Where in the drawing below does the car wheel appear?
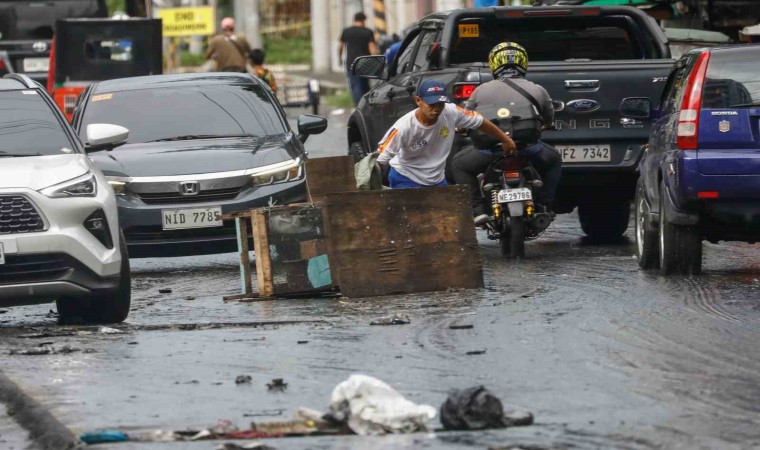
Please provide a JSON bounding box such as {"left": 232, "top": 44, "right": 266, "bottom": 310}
{"left": 658, "top": 183, "right": 702, "bottom": 275}
{"left": 578, "top": 199, "right": 631, "bottom": 243}
{"left": 56, "top": 231, "right": 131, "bottom": 324}
{"left": 349, "top": 141, "right": 368, "bottom": 163}
{"left": 635, "top": 180, "right": 658, "bottom": 269}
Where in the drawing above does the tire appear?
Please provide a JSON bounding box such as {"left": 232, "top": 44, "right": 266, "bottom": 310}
{"left": 658, "top": 183, "right": 702, "bottom": 275}
{"left": 635, "top": 180, "right": 658, "bottom": 269}
{"left": 57, "top": 231, "right": 131, "bottom": 324}
{"left": 500, "top": 215, "right": 525, "bottom": 259}
{"left": 349, "top": 141, "right": 367, "bottom": 163}
{"left": 578, "top": 199, "right": 631, "bottom": 243}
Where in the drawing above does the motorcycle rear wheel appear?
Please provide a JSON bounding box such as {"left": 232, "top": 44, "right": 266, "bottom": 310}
{"left": 500, "top": 216, "right": 526, "bottom": 259}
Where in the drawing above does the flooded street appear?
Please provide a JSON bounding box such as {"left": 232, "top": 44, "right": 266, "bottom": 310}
{"left": 1, "top": 108, "right": 759, "bottom": 449}
{"left": 1, "top": 215, "right": 759, "bottom": 449}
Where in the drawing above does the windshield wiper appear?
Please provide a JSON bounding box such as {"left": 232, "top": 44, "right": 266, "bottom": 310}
{"left": 147, "top": 134, "right": 254, "bottom": 142}
{"left": 0, "top": 152, "right": 42, "bottom": 158}
{"left": 728, "top": 102, "right": 760, "bottom": 108}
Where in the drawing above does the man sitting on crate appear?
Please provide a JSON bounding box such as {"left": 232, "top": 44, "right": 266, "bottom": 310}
{"left": 452, "top": 42, "right": 562, "bottom": 226}
{"left": 376, "top": 80, "right": 516, "bottom": 189}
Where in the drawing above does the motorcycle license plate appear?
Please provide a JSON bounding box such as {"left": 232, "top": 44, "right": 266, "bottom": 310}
{"left": 497, "top": 188, "right": 532, "bottom": 203}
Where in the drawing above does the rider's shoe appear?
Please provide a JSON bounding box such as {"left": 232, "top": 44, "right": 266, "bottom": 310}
{"left": 474, "top": 214, "right": 490, "bottom": 226}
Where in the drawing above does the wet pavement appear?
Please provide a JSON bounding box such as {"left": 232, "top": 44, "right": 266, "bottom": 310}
{"left": 1, "top": 107, "right": 759, "bottom": 449}
{"left": 0, "top": 404, "right": 30, "bottom": 450}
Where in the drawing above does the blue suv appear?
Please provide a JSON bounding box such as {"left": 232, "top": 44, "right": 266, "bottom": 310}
{"left": 621, "top": 45, "right": 760, "bottom": 275}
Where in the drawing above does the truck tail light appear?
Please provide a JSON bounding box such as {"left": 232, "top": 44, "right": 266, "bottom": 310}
{"left": 676, "top": 51, "right": 710, "bottom": 150}
{"left": 453, "top": 83, "right": 478, "bottom": 100}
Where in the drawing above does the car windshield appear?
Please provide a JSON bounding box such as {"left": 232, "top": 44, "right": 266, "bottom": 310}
{"left": 79, "top": 83, "right": 288, "bottom": 144}
{"left": 702, "top": 51, "right": 760, "bottom": 109}
{"left": 450, "top": 16, "right": 646, "bottom": 65}
{"left": 0, "top": 90, "right": 74, "bottom": 156}
{"left": 0, "top": 0, "right": 108, "bottom": 40}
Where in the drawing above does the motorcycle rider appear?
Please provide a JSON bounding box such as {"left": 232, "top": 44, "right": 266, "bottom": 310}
{"left": 452, "top": 42, "right": 562, "bottom": 225}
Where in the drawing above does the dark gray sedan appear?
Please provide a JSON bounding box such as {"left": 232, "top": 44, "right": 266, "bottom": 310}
{"left": 71, "top": 73, "right": 326, "bottom": 257}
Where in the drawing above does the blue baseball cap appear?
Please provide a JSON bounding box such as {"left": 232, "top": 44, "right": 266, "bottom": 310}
{"left": 417, "top": 79, "right": 449, "bottom": 105}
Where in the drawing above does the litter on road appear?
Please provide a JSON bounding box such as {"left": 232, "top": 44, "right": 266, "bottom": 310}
{"left": 369, "top": 313, "right": 411, "bottom": 326}
{"left": 9, "top": 344, "right": 95, "bottom": 355}
{"left": 216, "top": 442, "right": 275, "bottom": 450}
{"left": 76, "top": 376, "right": 532, "bottom": 445}
{"left": 440, "top": 386, "right": 533, "bottom": 431}
{"left": 98, "top": 326, "right": 123, "bottom": 334}
{"left": 266, "top": 378, "right": 288, "bottom": 392}
{"left": 328, "top": 374, "right": 437, "bottom": 435}
{"left": 466, "top": 350, "right": 487, "bottom": 355}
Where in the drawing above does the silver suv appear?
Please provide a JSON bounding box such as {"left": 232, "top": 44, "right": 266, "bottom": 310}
{"left": 0, "top": 74, "right": 130, "bottom": 323}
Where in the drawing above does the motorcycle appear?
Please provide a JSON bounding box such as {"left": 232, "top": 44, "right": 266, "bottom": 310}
{"left": 479, "top": 152, "right": 552, "bottom": 258}
{"left": 469, "top": 101, "right": 556, "bottom": 259}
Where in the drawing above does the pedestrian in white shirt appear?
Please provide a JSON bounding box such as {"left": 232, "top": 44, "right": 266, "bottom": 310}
{"left": 376, "top": 79, "right": 516, "bottom": 189}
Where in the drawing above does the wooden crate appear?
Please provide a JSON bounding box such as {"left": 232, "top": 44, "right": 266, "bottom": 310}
{"left": 252, "top": 205, "right": 334, "bottom": 297}
{"left": 323, "top": 185, "right": 483, "bottom": 298}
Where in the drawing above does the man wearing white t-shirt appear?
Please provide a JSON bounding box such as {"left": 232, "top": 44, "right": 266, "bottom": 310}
{"left": 376, "top": 79, "right": 515, "bottom": 189}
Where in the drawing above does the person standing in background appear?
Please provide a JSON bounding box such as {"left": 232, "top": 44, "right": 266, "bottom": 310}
{"left": 338, "top": 12, "right": 378, "bottom": 106}
{"left": 249, "top": 48, "right": 277, "bottom": 93}
{"left": 205, "top": 17, "right": 251, "bottom": 72}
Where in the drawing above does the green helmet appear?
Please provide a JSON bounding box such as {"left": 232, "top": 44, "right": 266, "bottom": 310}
{"left": 488, "top": 42, "right": 528, "bottom": 76}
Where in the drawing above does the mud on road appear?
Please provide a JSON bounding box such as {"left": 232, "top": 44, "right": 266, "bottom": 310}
{"left": 0, "top": 211, "right": 759, "bottom": 450}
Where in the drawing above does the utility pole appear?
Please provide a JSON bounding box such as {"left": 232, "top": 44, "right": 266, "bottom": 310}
{"left": 243, "top": 0, "right": 263, "bottom": 49}
{"left": 396, "top": 0, "right": 407, "bottom": 33}
{"left": 312, "top": 0, "right": 330, "bottom": 73}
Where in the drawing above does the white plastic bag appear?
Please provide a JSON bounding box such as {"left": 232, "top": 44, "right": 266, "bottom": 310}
{"left": 329, "top": 374, "right": 437, "bottom": 435}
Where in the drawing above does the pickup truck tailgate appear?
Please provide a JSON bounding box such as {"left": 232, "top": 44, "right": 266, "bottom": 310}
{"left": 527, "top": 60, "right": 673, "bottom": 169}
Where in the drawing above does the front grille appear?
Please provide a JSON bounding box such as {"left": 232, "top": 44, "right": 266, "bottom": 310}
{"left": 136, "top": 187, "right": 243, "bottom": 205}
{"left": 0, "top": 253, "right": 71, "bottom": 285}
{"left": 0, "top": 195, "right": 45, "bottom": 234}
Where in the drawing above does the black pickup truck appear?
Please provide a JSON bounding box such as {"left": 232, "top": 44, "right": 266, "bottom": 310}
{"left": 0, "top": 0, "right": 108, "bottom": 84}
{"left": 348, "top": 5, "right": 674, "bottom": 241}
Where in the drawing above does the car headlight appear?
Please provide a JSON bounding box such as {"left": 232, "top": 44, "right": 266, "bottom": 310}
{"left": 250, "top": 158, "right": 304, "bottom": 186}
{"left": 105, "top": 176, "right": 131, "bottom": 196}
{"left": 40, "top": 172, "right": 97, "bottom": 198}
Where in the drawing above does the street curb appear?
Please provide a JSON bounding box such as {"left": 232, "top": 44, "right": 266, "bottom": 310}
{"left": 0, "top": 370, "right": 80, "bottom": 450}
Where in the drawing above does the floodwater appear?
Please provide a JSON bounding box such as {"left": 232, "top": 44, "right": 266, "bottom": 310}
{"left": 0, "top": 213, "right": 758, "bottom": 450}
{"left": 0, "top": 108, "right": 759, "bottom": 449}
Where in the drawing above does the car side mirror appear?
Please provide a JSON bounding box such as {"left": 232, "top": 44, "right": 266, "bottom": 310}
{"left": 620, "top": 97, "right": 652, "bottom": 119}
{"left": 297, "top": 114, "right": 327, "bottom": 143}
{"left": 85, "top": 123, "right": 129, "bottom": 150}
{"left": 351, "top": 55, "right": 386, "bottom": 79}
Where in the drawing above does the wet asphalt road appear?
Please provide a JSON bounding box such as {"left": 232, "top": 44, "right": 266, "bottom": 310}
{"left": 1, "top": 107, "right": 760, "bottom": 450}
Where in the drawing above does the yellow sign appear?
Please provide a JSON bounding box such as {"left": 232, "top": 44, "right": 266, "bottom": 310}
{"left": 159, "top": 6, "right": 216, "bottom": 37}
{"left": 458, "top": 24, "right": 479, "bottom": 38}
{"left": 91, "top": 93, "right": 113, "bottom": 102}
